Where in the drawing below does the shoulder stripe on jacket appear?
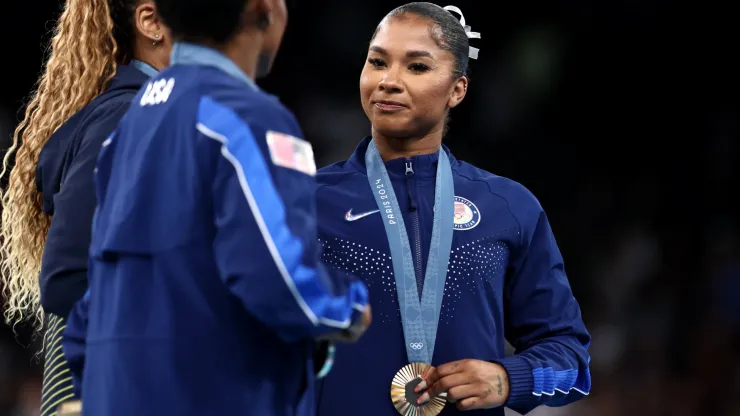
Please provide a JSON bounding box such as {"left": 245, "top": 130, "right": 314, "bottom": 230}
{"left": 195, "top": 96, "right": 351, "bottom": 329}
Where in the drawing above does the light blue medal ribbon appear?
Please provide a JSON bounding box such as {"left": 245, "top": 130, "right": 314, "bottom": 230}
{"left": 365, "top": 140, "right": 455, "bottom": 364}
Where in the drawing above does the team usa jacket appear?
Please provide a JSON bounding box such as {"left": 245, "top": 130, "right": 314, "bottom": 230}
{"left": 63, "top": 43, "right": 368, "bottom": 416}
{"left": 314, "top": 138, "right": 591, "bottom": 415}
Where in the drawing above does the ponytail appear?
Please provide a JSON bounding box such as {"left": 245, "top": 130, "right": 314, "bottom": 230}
{"left": 0, "top": 0, "right": 120, "bottom": 329}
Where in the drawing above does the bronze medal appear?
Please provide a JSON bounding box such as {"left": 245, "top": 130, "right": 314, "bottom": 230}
{"left": 391, "top": 362, "right": 446, "bottom": 416}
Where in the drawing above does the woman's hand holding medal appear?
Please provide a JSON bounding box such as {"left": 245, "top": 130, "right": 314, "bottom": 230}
{"left": 413, "top": 359, "right": 510, "bottom": 411}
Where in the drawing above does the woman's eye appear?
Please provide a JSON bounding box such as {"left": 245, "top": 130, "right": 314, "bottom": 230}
{"left": 367, "top": 58, "right": 386, "bottom": 67}
{"left": 409, "top": 63, "right": 430, "bottom": 72}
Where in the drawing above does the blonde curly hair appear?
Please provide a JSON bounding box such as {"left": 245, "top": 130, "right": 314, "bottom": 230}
{"left": 0, "top": 0, "right": 123, "bottom": 329}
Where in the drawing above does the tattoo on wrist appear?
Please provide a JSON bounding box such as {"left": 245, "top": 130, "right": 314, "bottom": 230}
{"left": 496, "top": 375, "right": 503, "bottom": 396}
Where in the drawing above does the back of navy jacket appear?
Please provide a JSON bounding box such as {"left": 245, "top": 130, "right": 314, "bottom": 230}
{"left": 36, "top": 64, "right": 150, "bottom": 319}
{"left": 79, "top": 62, "right": 368, "bottom": 416}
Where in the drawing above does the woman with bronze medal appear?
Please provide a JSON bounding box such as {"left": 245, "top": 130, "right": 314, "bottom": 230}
{"left": 314, "top": 2, "right": 591, "bottom": 415}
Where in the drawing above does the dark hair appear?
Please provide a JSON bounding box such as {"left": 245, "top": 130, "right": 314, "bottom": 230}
{"left": 109, "top": 0, "right": 139, "bottom": 63}
{"left": 372, "top": 2, "right": 470, "bottom": 78}
{"left": 154, "top": 0, "right": 249, "bottom": 44}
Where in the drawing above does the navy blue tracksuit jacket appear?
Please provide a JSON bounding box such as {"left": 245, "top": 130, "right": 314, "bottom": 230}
{"left": 36, "top": 64, "right": 152, "bottom": 413}
{"left": 63, "top": 43, "right": 368, "bottom": 416}
{"left": 315, "top": 138, "right": 591, "bottom": 415}
{"left": 37, "top": 64, "right": 151, "bottom": 319}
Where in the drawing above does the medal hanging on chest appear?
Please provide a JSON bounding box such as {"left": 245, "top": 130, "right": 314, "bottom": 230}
{"left": 365, "top": 141, "right": 455, "bottom": 416}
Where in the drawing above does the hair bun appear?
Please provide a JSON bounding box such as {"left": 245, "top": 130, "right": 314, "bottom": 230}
{"left": 442, "top": 5, "right": 480, "bottom": 59}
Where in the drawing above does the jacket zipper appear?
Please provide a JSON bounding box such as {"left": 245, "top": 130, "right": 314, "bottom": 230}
{"left": 405, "top": 159, "right": 424, "bottom": 300}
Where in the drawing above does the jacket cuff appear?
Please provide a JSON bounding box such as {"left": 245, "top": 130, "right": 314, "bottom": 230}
{"left": 492, "top": 356, "right": 535, "bottom": 410}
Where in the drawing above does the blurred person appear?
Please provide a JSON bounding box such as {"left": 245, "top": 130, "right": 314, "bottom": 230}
{"left": 61, "top": 0, "right": 371, "bottom": 415}
{"left": 314, "top": 3, "right": 590, "bottom": 415}
{"left": 0, "top": 0, "right": 173, "bottom": 414}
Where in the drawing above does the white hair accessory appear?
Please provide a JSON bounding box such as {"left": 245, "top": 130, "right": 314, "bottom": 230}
{"left": 443, "top": 5, "right": 481, "bottom": 59}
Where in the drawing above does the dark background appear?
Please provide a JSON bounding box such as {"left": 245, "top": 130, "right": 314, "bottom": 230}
{"left": 1, "top": 0, "right": 738, "bottom": 414}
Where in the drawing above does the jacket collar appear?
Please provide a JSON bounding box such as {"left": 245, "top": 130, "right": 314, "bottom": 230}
{"left": 347, "top": 136, "right": 457, "bottom": 179}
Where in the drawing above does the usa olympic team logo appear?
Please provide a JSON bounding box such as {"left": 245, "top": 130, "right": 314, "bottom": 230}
{"left": 453, "top": 196, "right": 480, "bottom": 231}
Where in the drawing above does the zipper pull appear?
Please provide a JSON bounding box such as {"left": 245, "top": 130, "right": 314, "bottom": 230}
{"left": 405, "top": 158, "right": 417, "bottom": 211}
{"left": 405, "top": 159, "right": 414, "bottom": 175}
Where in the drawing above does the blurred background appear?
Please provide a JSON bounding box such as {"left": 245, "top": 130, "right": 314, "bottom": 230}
{"left": 1, "top": 0, "right": 738, "bottom": 415}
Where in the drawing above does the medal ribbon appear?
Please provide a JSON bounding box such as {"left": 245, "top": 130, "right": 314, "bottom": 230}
{"left": 365, "top": 140, "right": 455, "bottom": 364}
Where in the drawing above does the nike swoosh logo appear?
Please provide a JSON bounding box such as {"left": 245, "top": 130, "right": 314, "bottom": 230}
{"left": 345, "top": 209, "right": 380, "bottom": 222}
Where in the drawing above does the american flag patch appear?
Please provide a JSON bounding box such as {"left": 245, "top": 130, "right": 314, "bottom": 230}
{"left": 265, "top": 131, "right": 317, "bottom": 176}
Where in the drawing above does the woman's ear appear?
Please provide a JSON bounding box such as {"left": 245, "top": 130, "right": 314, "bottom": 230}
{"left": 135, "top": 2, "right": 165, "bottom": 45}
{"left": 448, "top": 76, "right": 468, "bottom": 109}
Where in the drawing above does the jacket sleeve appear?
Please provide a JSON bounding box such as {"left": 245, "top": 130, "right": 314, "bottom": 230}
{"left": 61, "top": 290, "right": 89, "bottom": 398}
{"left": 39, "top": 103, "right": 129, "bottom": 317}
{"left": 197, "top": 96, "right": 368, "bottom": 342}
{"left": 493, "top": 201, "right": 591, "bottom": 414}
